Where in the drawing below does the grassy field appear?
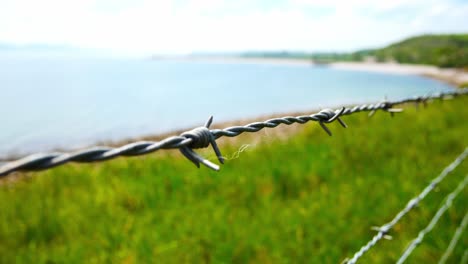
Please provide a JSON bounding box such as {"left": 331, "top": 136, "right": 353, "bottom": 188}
{"left": 0, "top": 97, "right": 467, "bottom": 263}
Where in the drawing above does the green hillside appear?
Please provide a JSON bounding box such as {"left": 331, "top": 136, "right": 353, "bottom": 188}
{"left": 242, "top": 34, "right": 468, "bottom": 68}
{"left": 371, "top": 34, "right": 468, "bottom": 68}
{"left": 0, "top": 98, "right": 467, "bottom": 263}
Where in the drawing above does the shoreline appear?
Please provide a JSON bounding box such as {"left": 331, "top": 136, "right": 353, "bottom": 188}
{"left": 0, "top": 108, "right": 324, "bottom": 162}
{"left": 156, "top": 56, "right": 468, "bottom": 86}
{"left": 330, "top": 61, "right": 468, "bottom": 87}
{"left": 1, "top": 57, "right": 466, "bottom": 162}
{"left": 1, "top": 90, "right": 464, "bottom": 163}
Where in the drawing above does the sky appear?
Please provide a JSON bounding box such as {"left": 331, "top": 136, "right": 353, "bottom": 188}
{"left": 1, "top": 0, "right": 468, "bottom": 55}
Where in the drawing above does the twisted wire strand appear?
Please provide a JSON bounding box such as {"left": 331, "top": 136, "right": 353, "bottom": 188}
{"left": 462, "top": 250, "right": 468, "bottom": 264}
{"left": 1, "top": 89, "right": 467, "bottom": 177}
{"left": 438, "top": 211, "right": 468, "bottom": 264}
{"left": 344, "top": 147, "right": 468, "bottom": 264}
{"left": 397, "top": 175, "right": 468, "bottom": 264}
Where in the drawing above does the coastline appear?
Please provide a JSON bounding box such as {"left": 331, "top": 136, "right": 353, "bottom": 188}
{"left": 329, "top": 61, "right": 468, "bottom": 87}
{"left": 156, "top": 56, "right": 468, "bottom": 86}
{"left": 1, "top": 57, "right": 466, "bottom": 162}
{"left": 0, "top": 108, "right": 322, "bottom": 162}
{"left": 82, "top": 58, "right": 468, "bottom": 156}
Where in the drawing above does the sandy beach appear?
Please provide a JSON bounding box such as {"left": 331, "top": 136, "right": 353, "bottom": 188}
{"left": 159, "top": 56, "right": 468, "bottom": 86}
{"left": 330, "top": 62, "right": 468, "bottom": 86}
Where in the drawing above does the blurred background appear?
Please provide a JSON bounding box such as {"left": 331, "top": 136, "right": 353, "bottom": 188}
{"left": 1, "top": 0, "right": 467, "bottom": 158}
{"left": 0, "top": 0, "right": 467, "bottom": 263}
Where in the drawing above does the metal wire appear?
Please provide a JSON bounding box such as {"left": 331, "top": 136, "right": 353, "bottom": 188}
{"left": 462, "top": 250, "right": 468, "bottom": 264}
{"left": 344, "top": 147, "right": 468, "bottom": 264}
{"left": 397, "top": 175, "right": 468, "bottom": 264}
{"left": 438, "top": 211, "right": 468, "bottom": 264}
{"left": 0, "top": 88, "right": 467, "bottom": 177}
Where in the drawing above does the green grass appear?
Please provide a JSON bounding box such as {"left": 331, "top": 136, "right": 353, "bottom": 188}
{"left": 1, "top": 98, "right": 467, "bottom": 263}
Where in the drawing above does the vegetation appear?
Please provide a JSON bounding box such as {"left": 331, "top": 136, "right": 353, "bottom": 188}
{"left": 0, "top": 98, "right": 467, "bottom": 263}
{"left": 241, "top": 51, "right": 363, "bottom": 63}
{"left": 242, "top": 51, "right": 310, "bottom": 59}
{"left": 242, "top": 34, "right": 468, "bottom": 68}
{"left": 372, "top": 34, "right": 468, "bottom": 68}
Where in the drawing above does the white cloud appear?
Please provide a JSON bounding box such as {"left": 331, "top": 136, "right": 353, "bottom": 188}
{"left": 0, "top": 0, "right": 467, "bottom": 55}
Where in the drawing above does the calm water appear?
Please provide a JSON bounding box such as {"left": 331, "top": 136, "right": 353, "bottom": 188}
{"left": 0, "top": 57, "right": 454, "bottom": 158}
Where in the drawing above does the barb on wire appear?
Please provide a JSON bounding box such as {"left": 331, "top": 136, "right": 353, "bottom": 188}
{"left": 368, "top": 96, "right": 403, "bottom": 117}
{"left": 344, "top": 147, "right": 468, "bottom": 264}
{"left": 397, "top": 175, "right": 468, "bottom": 264}
{"left": 438, "top": 211, "right": 468, "bottom": 264}
{"left": 178, "top": 116, "right": 224, "bottom": 171}
{"left": 0, "top": 88, "right": 467, "bottom": 177}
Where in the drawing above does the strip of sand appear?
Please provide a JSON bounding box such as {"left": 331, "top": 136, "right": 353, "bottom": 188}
{"left": 329, "top": 62, "right": 468, "bottom": 86}
{"left": 158, "top": 56, "right": 468, "bottom": 86}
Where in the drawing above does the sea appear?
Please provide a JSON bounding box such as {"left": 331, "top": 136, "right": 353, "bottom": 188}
{"left": 0, "top": 56, "right": 455, "bottom": 158}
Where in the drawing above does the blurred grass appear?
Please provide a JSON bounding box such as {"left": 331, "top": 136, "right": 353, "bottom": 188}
{"left": 0, "top": 98, "right": 467, "bottom": 263}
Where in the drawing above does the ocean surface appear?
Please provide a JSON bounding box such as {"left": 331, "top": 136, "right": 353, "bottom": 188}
{"left": 0, "top": 57, "right": 455, "bottom": 158}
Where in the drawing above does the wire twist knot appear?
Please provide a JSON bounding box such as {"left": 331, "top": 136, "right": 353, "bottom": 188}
{"left": 317, "top": 107, "right": 347, "bottom": 136}
{"left": 178, "top": 116, "right": 224, "bottom": 171}
{"left": 371, "top": 225, "right": 392, "bottom": 240}
{"left": 369, "top": 100, "right": 403, "bottom": 117}
{"left": 181, "top": 127, "right": 213, "bottom": 149}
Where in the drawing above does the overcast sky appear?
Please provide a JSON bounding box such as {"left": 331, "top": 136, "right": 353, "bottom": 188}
{"left": 1, "top": 0, "right": 467, "bottom": 55}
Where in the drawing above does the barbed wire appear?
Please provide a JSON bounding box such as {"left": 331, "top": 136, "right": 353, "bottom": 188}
{"left": 397, "top": 174, "right": 468, "bottom": 264}
{"left": 0, "top": 88, "right": 467, "bottom": 177}
{"left": 344, "top": 147, "right": 468, "bottom": 264}
{"left": 438, "top": 211, "right": 468, "bottom": 264}
{"left": 462, "top": 250, "right": 468, "bottom": 264}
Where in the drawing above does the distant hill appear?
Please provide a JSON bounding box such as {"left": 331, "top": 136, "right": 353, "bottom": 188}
{"left": 240, "top": 34, "right": 468, "bottom": 68}
{"left": 369, "top": 34, "right": 468, "bottom": 68}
